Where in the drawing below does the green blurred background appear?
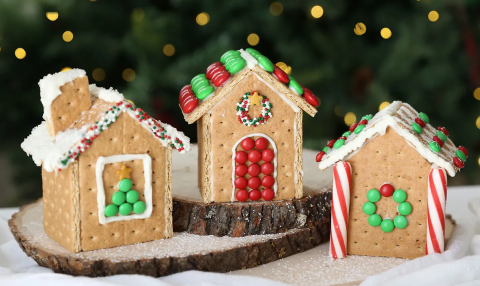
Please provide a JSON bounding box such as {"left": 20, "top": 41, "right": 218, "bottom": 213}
{"left": 0, "top": 0, "right": 479, "bottom": 207}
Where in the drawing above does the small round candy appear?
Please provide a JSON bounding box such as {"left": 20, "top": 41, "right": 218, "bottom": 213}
{"left": 436, "top": 130, "right": 448, "bottom": 143}
{"left": 418, "top": 112, "right": 429, "bottom": 124}
{"left": 257, "top": 55, "right": 274, "bottom": 72}
{"left": 262, "top": 188, "right": 275, "bottom": 201}
{"left": 343, "top": 131, "right": 352, "bottom": 138}
{"left": 235, "top": 151, "right": 248, "bottom": 164}
{"left": 119, "top": 203, "right": 133, "bottom": 216}
{"left": 112, "top": 191, "right": 126, "bottom": 206}
{"left": 334, "top": 139, "right": 345, "bottom": 149}
{"left": 368, "top": 214, "right": 382, "bottom": 227}
{"left": 248, "top": 177, "right": 261, "bottom": 189}
{"left": 433, "top": 136, "right": 444, "bottom": 147}
{"left": 316, "top": 151, "right": 325, "bottom": 162}
{"left": 366, "top": 189, "right": 381, "bottom": 203}
{"left": 354, "top": 124, "right": 365, "bottom": 134}
{"left": 234, "top": 177, "right": 247, "bottom": 189}
{"left": 105, "top": 204, "right": 118, "bottom": 217}
{"left": 349, "top": 123, "right": 358, "bottom": 133}
{"left": 181, "top": 97, "right": 199, "bottom": 114}
{"left": 398, "top": 202, "right": 412, "bottom": 215}
{"left": 273, "top": 65, "right": 289, "bottom": 84}
{"left": 453, "top": 157, "right": 464, "bottom": 168}
{"left": 241, "top": 138, "right": 255, "bottom": 151}
{"left": 220, "top": 50, "right": 240, "bottom": 64}
{"left": 246, "top": 48, "right": 261, "bottom": 59}
{"left": 415, "top": 117, "right": 426, "bottom": 128}
{"left": 322, "top": 146, "right": 330, "bottom": 153}
{"left": 359, "top": 119, "right": 368, "bottom": 125}
{"left": 458, "top": 146, "right": 468, "bottom": 157}
{"left": 133, "top": 201, "right": 146, "bottom": 214}
{"left": 235, "top": 165, "right": 248, "bottom": 176}
{"left": 393, "top": 189, "right": 407, "bottom": 203}
{"left": 261, "top": 175, "right": 275, "bottom": 188}
{"left": 119, "top": 179, "right": 133, "bottom": 192}
{"left": 248, "top": 164, "right": 261, "bottom": 177}
{"left": 262, "top": 149, "right": 275, "bottom": 162}
{"left": 362, "top": 114, "right": 373, "bottom": 121}
{"left": 236, "top": 189, "right": 249, "bottom": 202}
{"left": 226, "top": 58, "right": 246, "bottom": 74}
{"left": 196, "top": 84, "right": 215, "bottom": 100}
{"left": 411, "top": 122, "right": 423, "bottom": 134}
{"left": 438, "top": 126, "right": 449, "bottom": 136}
{"left": 255, "top": 137, "right": 269, "bottom": 150}
{"left": 429, "top": 141, "right": 441, "bottom": 153}
{"left": 327, "top": 139, "right": 336, "bottom": 148}
{"left": 261, "top": 162, "right": 274, "bottom": 175}
{"left": 381, "top": 219, "right": 394, "bottom": 233}
{"left": 455, "top": 150, "right": 467, "bottom": 162}
{"left": 380, "top": 183, "right": 394, "bottom": 197}
{"left": 288, "top": 76, "right": 304, "bottom": 95}
{"left": 248, "top": 150, "right": 262, "bottom": 163}
{"left": 126, "top": 190, "right": 139, "bottom": 204}
{"left": 249, "top": 189, "right": 261, "bottom": 201}
{"left": 394, "top": 215, "right": 408, "bottom": 229}
{"left": 303, "top": 88, "right": 319, "bottom": 107}
{"left": 362, "top": 202, "right": 376, "bottom": 215}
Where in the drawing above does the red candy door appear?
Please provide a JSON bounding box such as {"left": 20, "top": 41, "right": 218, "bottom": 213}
{"left": 232, "top": 134, "right": 277, "bottom": 202}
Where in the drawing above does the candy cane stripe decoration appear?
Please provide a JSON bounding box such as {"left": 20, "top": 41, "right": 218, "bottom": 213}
{"left": 330, "top": 161, "right": 352, "bottom": 259}
{"left": 426, "top": 167, "right": 447, "bottom": 254}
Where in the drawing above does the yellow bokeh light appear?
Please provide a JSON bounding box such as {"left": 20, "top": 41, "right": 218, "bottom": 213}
{"left": 247, "top": 33, "right": 260, "bottom": 46}
{"left": 276, "top": 62, "right": 292, "bottom": 74}
{"left": 46, "top": 12, "right": 59, "bottom": 21}
{"left": 311, "top": 5, "right": 324, "bottom": 18}
{"left": 478, "top": 155, "right": 480, "bottom": 166}
{"left": 123, "top": 68, "right": 136, "bottom": 82}
{"left": 476, "top": 116, "right": 480, "bottom": 129}
{"left": 379, "top": 101, "right": 390, "bottom": 111}
{"left": 428, "top": 11, "right": 439, "bottom": 22}
{"left": 61, "top": 67, "right": 72, "bottom": 72}
{"left": 474, "top": 88, "right": 480, "bottom": 100}
{"left": 270, "top": 2, "right": 283, "bottom": 16}
{"left": 380, "top": 28, "right": 392, "bottom": 39}
{"left": 15, "top": 48, "right": 26, "bottom": 59}
{"left": 92, "top": 68, "right": 105, "bottom": 81}
{"left": 163, "top": 44, "right": 175, "bottom": 56}
{"left": 0, "top": 46, "right": 2, "bottom": 52}
{"left": 344, "top": 112, "right": 357, "bottom": 126}
{"left": 63, "top": 31, "right": 74, "bottom": 42}
{"left": 132, "top": 8, "right": 144, "bottom": 22}
{"left": 196, "top": 12, "right": 210, "bottom": 26}
{"left": 334, "top": 105, "right": 343, "bottom": 117}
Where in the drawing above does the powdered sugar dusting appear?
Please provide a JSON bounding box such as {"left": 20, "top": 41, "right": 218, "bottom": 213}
{"left": 89, "top": 84, "right": 125, "bottom": 103}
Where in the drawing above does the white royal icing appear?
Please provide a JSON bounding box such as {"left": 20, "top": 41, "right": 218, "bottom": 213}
{"left": 96, "top": 154, "right": 153, "bottom": 225}
{"left": 89, "top": 84, "right": 125, "bottom": 102}
{"left": 238, "top": 49, "right": 258, "bottom": 69}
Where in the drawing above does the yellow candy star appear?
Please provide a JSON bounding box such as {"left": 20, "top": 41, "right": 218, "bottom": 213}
{"left": 117, "top": 165, "right": 132, "bottom": 180}
{"left": 248, "top": 91, "right": 263, "bottom": 106}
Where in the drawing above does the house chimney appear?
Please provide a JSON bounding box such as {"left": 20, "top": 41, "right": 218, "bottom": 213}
{"left": 39, "top": 69, "right": 91, "bottom": 136}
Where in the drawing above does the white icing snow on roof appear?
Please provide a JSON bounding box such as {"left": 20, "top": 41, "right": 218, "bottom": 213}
{"left": 89, "top": 84, "right": 124, "bottom": 102}
{"left": 38, "top": 69, "right": 86, "bottom": 120}
{"left": 318, "top": 101, "right": 459, "bottom": 177}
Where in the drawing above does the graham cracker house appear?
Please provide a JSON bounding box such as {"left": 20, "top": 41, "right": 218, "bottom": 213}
{"left": 21, "top": 69, "right": 191, "bottom": 252}
{"left": 317, "top": 101, "right": 468, "bottom": 259}
{"left": 179, "top": 48, "right": 319, "bottom": 203}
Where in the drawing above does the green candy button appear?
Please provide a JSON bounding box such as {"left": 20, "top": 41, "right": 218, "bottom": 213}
{"left": 119, "top": 203, "right": 133, "bottom": 216}
{"left": 363, "top": 202, "right": 376, "bottom": 215}
{"left": 456, "top": 150, "right": 467, "bottom": 162}
{"left": 220, "top": 50, "right": 240, "bottom": 64}
{"left": 112, "top": 191, "right": 126, "bottom": 206}
{"left": 105, "top": 204, "right": 118, "bottom": 217}
{"left": 190, "top": 74, "right": 208, "bottom": 92}
{"left": 118, "top": 179, "right": 132, "bottom": 192}
{"left": 322, "top": 146, "right": 330, "bottom": 153}
{"left": 354, "top": 124, "right": 365, "bottom": 134}
{"left": 429, "top": 141, "right": 441, "bottom": 153}
{"left": 362, "top": 114, "right": 373, "bottom": 121}
{"left": 334, "top": 139, "right": 345, "bottom": 149}
{"left": 394, "top": 215, "right": 408, "bottom": 229}
{"left": 393, "top": 190, "right": 407, "bottom": 203}
{"left": 288, "top": 76, "right": 304, "bottom": 95}
{"left": 367, "top": 189, "right": 381, "bottom": 203}
{"left": 398, "top": 202, "right": 412, "bottom": 216}
{"left": 343, "top": 131, "right": 352, "bottom": 137}
{"left": 226, "top": 57, "right": 246, "bottom": 74}
{"left": 126, "top": 190, "right": 139, "bottom": 204}
{"left": 368, "top": 214, "right": 382, "bottom": 227}
{"left": 196, "top": 84, "right": 215, "bottom": 100}
{"left": 436, "top": 130, "right": 447, "bottom": 142}
{"left": 133, "top": 201, "right": 146, "bottom": 214}
{"left": 381, "top": 219, "right": 394, "bottom": 233}
{"left": 418, "top": 112, "right": 429, "bottom": 124}
{"left": 246, "top": 48, "right": 262, "bottom": 59}
{"left": 412, "top": 122, "right": 423, "bottom": 134}
{"left": 257, "top": 55, "right": 274, "bottom": 72}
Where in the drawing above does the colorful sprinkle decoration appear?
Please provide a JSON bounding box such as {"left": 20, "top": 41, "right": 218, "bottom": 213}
{"left": 236, "top": 92, "right": 273, "bottom": 127}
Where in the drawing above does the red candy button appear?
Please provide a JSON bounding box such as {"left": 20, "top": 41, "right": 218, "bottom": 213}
{"left": 433, "top": 136, "right": 444, "bottom": 147}
{"left": 273, "top": 65, "right": 289, "bottom": 84}
{"left": 262, "top": 175, "right": 275, "bottom": 188}
{"left": 303, "top": 88, "right": 319, "bottom": 107}
{"left": 236, "top": 189, "right": 248, "bottom": 202}
{"left": 262, "top": 188, "right": 275, "bottom": 201}
{"left": 349, "top": 123, "right": 358, "bottom": 133}
{"left": 241, "top": 137, "right": 255, "bottom": 151}
{"left": 339, "top": 136, "right": 347, "bottom": 141}
{"left": 248, "top": 177, "right": 261, "bottom": 189}
{"left": 359, "top": 119, "right": 368, "bottom": 125}
{"left": 438, "top": 126, "right": 449, "bottom": 137}
{"left": 255, "top": 137, "right": 269, "bottom": 150}
{"left": 235, "top": 151, "right": 248, "bottom": 164}
{"left": 415, "top": 118, "right": 426, "bottom": 128}
{"left": 327, "top": 139, "right": 336, "bottom": 148}
{"left": 234, "top": 177, "right": 247, "bottom": 189}
{"left": 380, "top": 183, "right": 394, "bottom": 197}
{"left": 262, "top": 149, "right": 275, "bottom": 162}
{"left": 453, "top": 157, "right": 464, "bottom": 168}
{"left": 179, "top": 85, "right": 193, "bottom": 102}
{"left": 235, "top": 165, "right": 247, "bottom": 176}
{"left": 316, "top": 151, "right": 325, "bottom": 162}
{"left": 458, "top": 146, "right": 468, "bottom": 157}
{"left": 180, "top": 97, "right": 199, "bottom": 114}
{"left": 261, "top": 162, "right": 274, "bottom": 175}
{"left": 206, "top": 62, "right": 222, "bottom": 80}
{"left": 248, "top": 150, "right": 262, "bottom": 163}
{"left": 248, "top": 164, "right": 261, "bottom": 176}
{"left": 249, "top": 189, "right": 261, "bottom": 201}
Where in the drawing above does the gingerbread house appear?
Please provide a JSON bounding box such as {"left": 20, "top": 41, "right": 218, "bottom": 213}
{"left": 21, "top": 69, "right": 191, "bottom": 252}
{"left": 178, "top": 48, "right": 319, "bottom": 203}
{"left": 316, "top": 101, "right": 468, "bottom": 259}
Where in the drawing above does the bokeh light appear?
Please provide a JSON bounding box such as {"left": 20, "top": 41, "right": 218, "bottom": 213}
{"left": 15, "top": 48, "right": 26, "bottom": 59}
{"left": 428, "top": 11, "right": 439, "bottom": 22}
{"left": 247, "top": 33, "right": 260, "bottom": 46}
{"left": 474, "top": 88, "right": 480, "bottom": 100}
{"left": 92, "top": 68, "right": 105, "bottom": 81}
{"left": 270, "top": 2, "right": 283, "bottom": 16}
{"left": 163, "top": 44, "right": 175, "bottom": 56}
{"left": 311, "top": 6, "right": 324, "bottom": 18}
{"left": 63, "top": 31, "right": 74, "bottom": 42}
{"left": 123, "top": 68, "right": 135, "bottom": 82}
{"left": 344, "top": 112, "right": 357, "bottom": 126}
{"left": 46, "top": 12, "right": 58, "bottom": 21}
{"left": 381, "top": 28, "right": 392, "bottom": 39}
{"left": 478, "top": 155, "right": 480, "bottom": 167}
{"left": 132, "top": 9, "right": 145, "bottom": 22}
{"left": 379, "top": 101, "right": 390, "bottom": 110}
{"left": 476, "top": 116, "right": 480, "bottom": 129}
{"left": 61, "top": 67, "right": 72, "bottom": 72}
{"left": 196, "top": 12, "right": 210, "bottom": 26}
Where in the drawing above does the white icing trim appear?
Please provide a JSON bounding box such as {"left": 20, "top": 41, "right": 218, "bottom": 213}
{"left": 253, "top": 72, "right": 300, "bottom": 113}
{"left": 318, "top": 101, "right": 457, "bottom": 177}
{"left": 89, "top": 85, "right": 125, "bottom": 103}
{"left": 96, "top": 154, "right": 153, "bottom": 225}
{"left": 238, "top": 49, "right": 258, "bottom": 69}
{"left": 230, "top": 133, "right": 278, "bottom": 202}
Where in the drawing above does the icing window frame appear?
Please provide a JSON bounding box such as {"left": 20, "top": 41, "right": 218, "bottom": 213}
{"left": 96, "top": 154, "right": 153, "bottom": 225}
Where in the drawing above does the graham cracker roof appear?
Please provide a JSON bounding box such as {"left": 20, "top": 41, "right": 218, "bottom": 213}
{"left": 179, "top": 49, "right": 318, "bottom": 124}
{"left": 22, "top": 84, "right": 191, "bottom": 172}
{"left": 318, "top": 101, "right": 467, "bottom": 177}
